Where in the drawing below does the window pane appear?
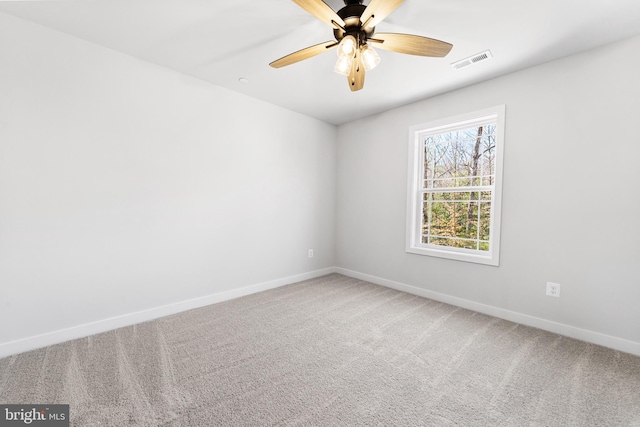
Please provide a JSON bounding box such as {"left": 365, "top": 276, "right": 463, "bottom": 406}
{"left": 418, "top": 122, "right": 498, "bottom": 254}
{"left": 423, "top": 124, "right": 497, "bottom": 190}
{"left": 479, "top": 201, "right": 492, "bottom": 241}
{"left": 423, "top": 200, "right": 479, "bottom": 240}
{"left": 483, "top": 124, "right": 496, "bottom": 136}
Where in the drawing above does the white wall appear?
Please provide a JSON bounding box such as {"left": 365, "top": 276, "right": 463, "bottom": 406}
{"left": 336, "top": 35, "right": 640, "bottom": 351}
{"left": 0, "top": 13, "right": 336, "bottom": 355}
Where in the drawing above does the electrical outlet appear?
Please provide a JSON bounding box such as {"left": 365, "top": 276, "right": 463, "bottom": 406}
{"left": 546, "top": 282, "right": 560, "bottom": 297}
{"left": 308, "top": 249, "right": 314, "bottom": 258}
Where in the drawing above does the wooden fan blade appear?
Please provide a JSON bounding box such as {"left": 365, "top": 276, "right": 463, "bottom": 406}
{"left": 371, "top": 33, "right": 453, "bottom": 57}
{"left": 270, "top": 41, "right": 337, "bottom": 68}
{"left": 360, "top": 0, "right": 404, "bottom": 29}
{"left": 292, "top": 0, "right": 346, "bottom": 29}
{"left": 348, "top": 50, "right": 365, "bottom": 91}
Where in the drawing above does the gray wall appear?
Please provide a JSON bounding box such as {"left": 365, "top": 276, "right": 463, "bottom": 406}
{"left": 336, "top": 35, "right": 640, "bottom": 347}
{"left": 2, "top": 10, "right": 638, "bottom": 357}
{"left": 0, "top": 13, "right": 336, "bottom": 350}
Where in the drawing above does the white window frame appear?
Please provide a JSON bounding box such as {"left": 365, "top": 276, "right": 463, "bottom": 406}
{"left": 406, "top": 105, "right": 506, "bottom": 266}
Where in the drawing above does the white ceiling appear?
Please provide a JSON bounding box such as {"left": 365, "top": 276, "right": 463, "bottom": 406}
{"left": 2, "top": 0, "right": 640, "bottom": 125}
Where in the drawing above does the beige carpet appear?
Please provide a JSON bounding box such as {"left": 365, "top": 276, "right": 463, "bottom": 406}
{"left": 1, "top": 273, "right": 639, "bottom": 426}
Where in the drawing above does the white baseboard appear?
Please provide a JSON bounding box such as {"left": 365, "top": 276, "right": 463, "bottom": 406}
{"left": 0, "top": 267, "right": 336, "bottom": 359}
{"left": 4, "top": 267, "right": 638, "bottom": 359}
{"left": 335, "top": 267, "right": 640, "bottom": 357}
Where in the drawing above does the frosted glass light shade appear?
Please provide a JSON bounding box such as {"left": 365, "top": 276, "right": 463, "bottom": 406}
{"left": 334, "top": 55, "right": 353, "bottom": 76}
{"left": 337, "top": 35, "right": 357, "bottom": 58}
{"left": 361, "top": 44, "right": 381, "bottom": 71}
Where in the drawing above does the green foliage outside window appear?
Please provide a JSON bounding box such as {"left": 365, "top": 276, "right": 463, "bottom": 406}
{"left": 421, "top": 124, "right": 496, "bottom": 251}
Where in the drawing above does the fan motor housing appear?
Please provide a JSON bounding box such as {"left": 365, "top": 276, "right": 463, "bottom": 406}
{"left": 333, "top": 3, "right": 375, "bottom": 44}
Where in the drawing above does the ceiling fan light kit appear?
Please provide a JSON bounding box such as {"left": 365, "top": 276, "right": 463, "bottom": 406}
{"left": 338, "top": 35, "right": 357, "bottom": 57}
{"left": 270, "top": 0, "right": 453, "bottom": 91}
{"left": 360, "top": 44, "right": 381, "bottom": 71}
{"left": 334, "top": 53, "right": 353, "bottom": 75}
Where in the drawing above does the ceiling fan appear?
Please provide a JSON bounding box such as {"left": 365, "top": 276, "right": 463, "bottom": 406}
{"left": 269, "top": 0, "right": 453, "bottom": 91}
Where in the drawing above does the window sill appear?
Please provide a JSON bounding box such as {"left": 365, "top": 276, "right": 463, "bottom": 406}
{"left": 406, "top": 244, "right": 499, "bottom": 266}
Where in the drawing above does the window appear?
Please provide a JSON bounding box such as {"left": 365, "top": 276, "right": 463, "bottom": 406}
{"left": 406, "top": 106, "right": 505, "bottom": 266}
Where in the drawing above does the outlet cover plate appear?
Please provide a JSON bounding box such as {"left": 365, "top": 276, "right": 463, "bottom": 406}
{"left": 546, "top": 282, "right": 560, "bottom": 297}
